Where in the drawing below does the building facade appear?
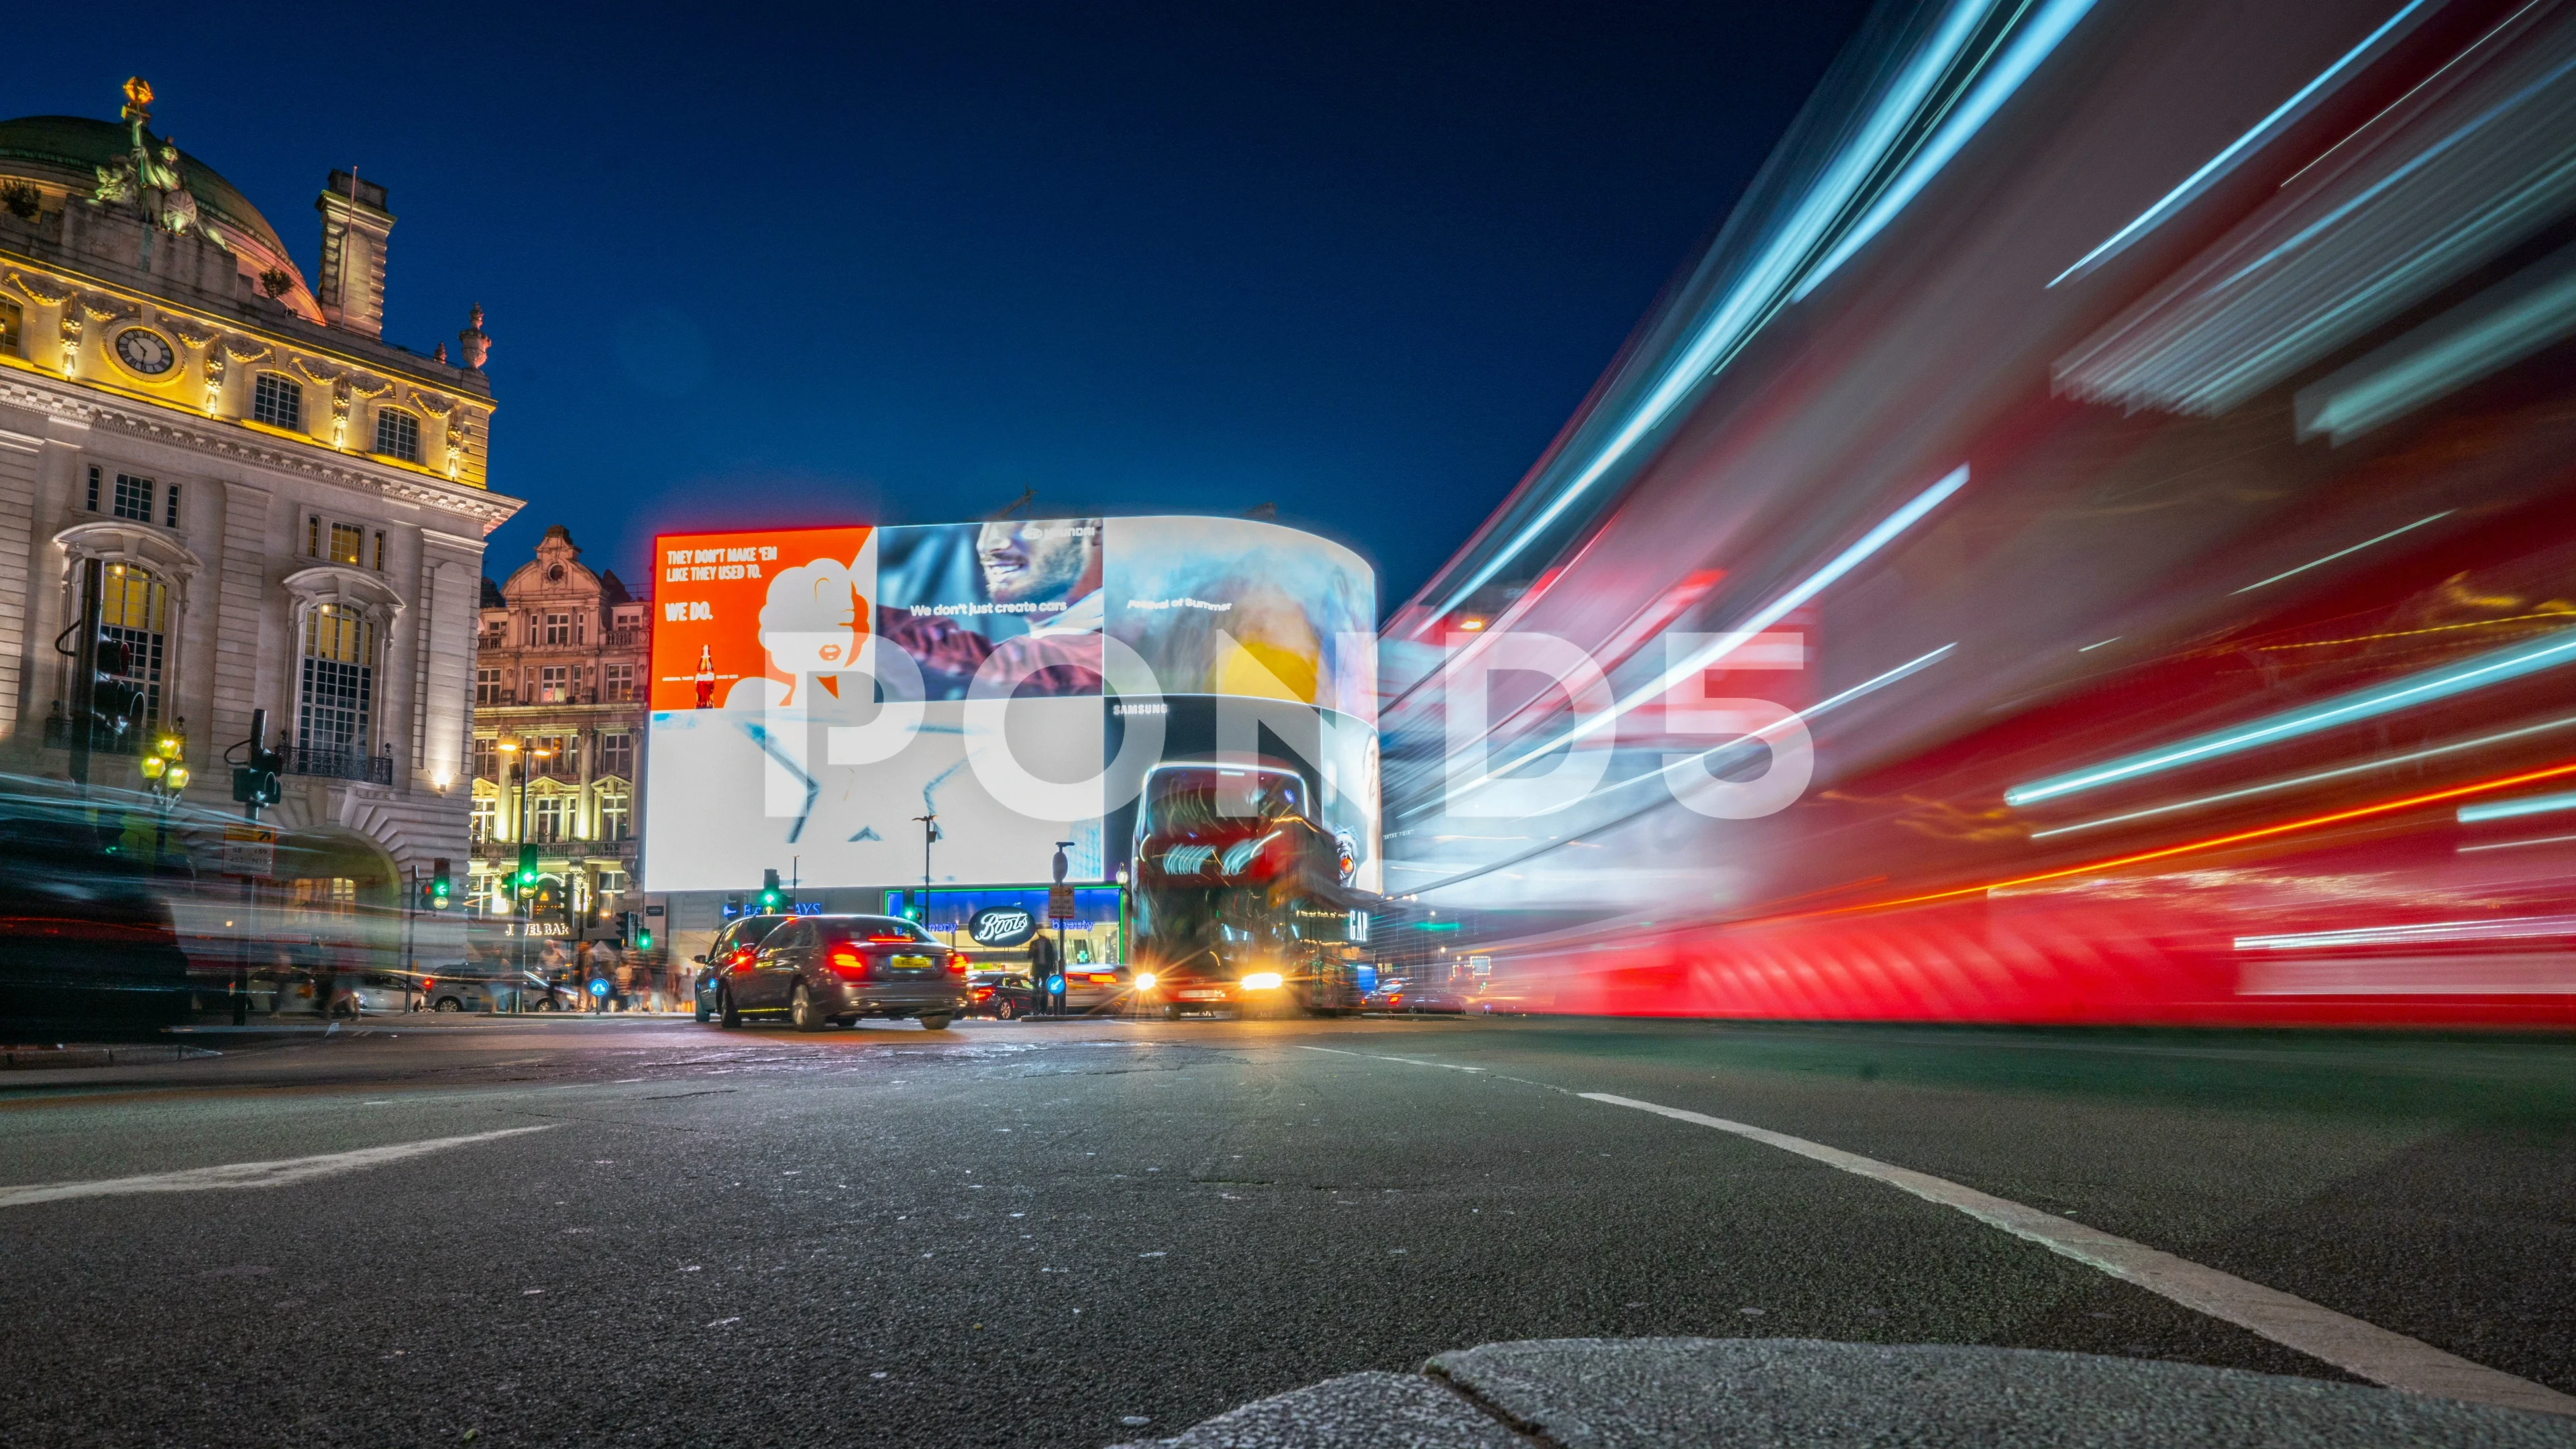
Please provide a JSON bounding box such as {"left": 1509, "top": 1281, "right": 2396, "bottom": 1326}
{"left": 0, "top": 81, "right": 519, "bottom": 958}
{"left": 470, "top": 526, "right": 649, "bottom": 944}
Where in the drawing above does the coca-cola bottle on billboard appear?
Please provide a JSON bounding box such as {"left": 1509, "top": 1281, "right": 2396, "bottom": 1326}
{"left": 694, "top": 644, "right": 716, "bottom": 708}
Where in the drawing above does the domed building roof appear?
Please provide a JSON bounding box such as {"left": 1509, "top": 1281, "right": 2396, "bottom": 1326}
{"left": 0, "top": 114, "right": 290, "bottom": 259}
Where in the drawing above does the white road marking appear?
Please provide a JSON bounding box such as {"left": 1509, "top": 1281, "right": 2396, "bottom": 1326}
{"left": 1580, "top": 1092, "right": 2576, "bottom": 1418}
{"left": 1297, "top": 1045, "right": 1486, "bottom": 1072}
{"left": 0, "top": 1125, "right": 561, "bottom": 1210}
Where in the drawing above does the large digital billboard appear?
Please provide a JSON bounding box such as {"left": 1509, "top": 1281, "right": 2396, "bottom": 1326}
{"left": 642, "top": 517, "right": 1377, "bottom": 895}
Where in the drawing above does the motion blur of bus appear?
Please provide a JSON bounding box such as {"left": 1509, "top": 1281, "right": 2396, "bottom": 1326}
{"left": 1130, "top": 761, "right": 1369, "bottom": 1016}
{"left": 1381, "top": 0, "right": 2576, "bottom": 1028}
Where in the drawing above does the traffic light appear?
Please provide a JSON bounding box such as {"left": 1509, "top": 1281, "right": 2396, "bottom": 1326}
{"left": 88, "top": 636, "right": 144, "bottom": 742}
{"left": 430, "top": 857, "right": 452, "bottom": 910}
{"left": 515, "top": 842, "right": 539, "bottom": 895}
{"left": 759, "top": 867, "right": 786, "bottom": 913}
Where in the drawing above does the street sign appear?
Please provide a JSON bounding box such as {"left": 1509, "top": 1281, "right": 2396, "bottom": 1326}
{"left": 220, "top": 822, "right": 276, "bottom": 878}
{"left": 1468, "top": 955, "right": 1493, "bottom": 977}
{"left": 1048, "top": 884, "right": 1077, "bottom": 921}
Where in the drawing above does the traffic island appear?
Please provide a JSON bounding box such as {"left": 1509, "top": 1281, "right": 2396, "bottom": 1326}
{"left": 1111, "top": 1338, "right": 2576, "bottom": 1448}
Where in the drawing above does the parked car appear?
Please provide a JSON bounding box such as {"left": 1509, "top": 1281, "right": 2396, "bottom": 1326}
{"left": 712, "top": 914, "right": 969, "bottom": 1030}
{"left": 420, "top": 971, "right": 571, "bottom": 1013}
{"left": 692, "top": 914, "right": 792, "bottom": 1023}
{"left": 967, "top": 969, "right": 1041, "bottom": 1020}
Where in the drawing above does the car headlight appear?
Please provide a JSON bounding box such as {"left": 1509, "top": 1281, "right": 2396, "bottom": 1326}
{"left": 1134, "top": 971, "right": 1159, "bottom": 991}
{"left": 1241, "top": 971, "right": 1284, "bottom": 991}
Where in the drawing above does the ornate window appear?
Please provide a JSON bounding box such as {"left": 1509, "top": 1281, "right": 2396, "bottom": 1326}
{"left": 112, "top": 472, "right": 154, "bottom": 523}
{"left": 530, "top": 791, "right": 566, "bottom": 843}
{"left": 252, "top": 374, "right": 303, "bottom": 430}
{"left": 164, "top": 482, "right": 180, "bottom": 529}
{"left": 597, "top": 732, "right": 633, "bottom": 778}
{"left": 374, "top": 408, "right": 420, "bottom": 462}
{"left": 87, "top": 465, "right": 100, "bottom": 511}
{"left": 597, "top": 785, "right": 631, "bottom": 843}
{"left": 298, "top": 603, "right": 377, "bottom": 756}
{"left": 539, "top": 665, "right": 569, "bottom": 703}
{"left": 328, "top": 523, "right": 364, "bottom": 567}
{"left": 97, "top": 563, "right": 169, "bottom": 731}
{"left": 470, "top": 794, "right": 498, "bottom": 843}
{"left": 543, "top": 612, "right": 570, "bottom": 645}
{"left": 471, "top": 736, "right": 500, "bottom": 780}
{"left": 603, "top": 663, "right": 635, "bottom": 702}
{"left": 476, "top": 667, "right": 506, "bottom": 706}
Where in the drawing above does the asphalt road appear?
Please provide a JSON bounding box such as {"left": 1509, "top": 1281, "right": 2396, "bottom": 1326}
{"left": 1, "top": 1012, "right": 2569, "bottom": 1446}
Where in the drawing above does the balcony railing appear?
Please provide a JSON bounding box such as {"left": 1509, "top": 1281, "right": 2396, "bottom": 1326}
{"left": 286, "top": 743, "right": 396, "bottom": 786}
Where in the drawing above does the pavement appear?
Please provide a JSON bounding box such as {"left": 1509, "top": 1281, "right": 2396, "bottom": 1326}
{"left": 0, "top": 1012, "right": 2569, "bottom": 1446}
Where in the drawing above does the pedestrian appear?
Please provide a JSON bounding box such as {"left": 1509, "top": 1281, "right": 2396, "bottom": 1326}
{"left": 610, "top": 946, "right": 636, "bottom": 1013}
{"left": 1028, "top": 930, "right": 1059, "bottom": 1013}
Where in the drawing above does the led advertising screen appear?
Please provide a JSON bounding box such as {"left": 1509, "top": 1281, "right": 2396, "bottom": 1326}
{"left": 642, "top": 517, "right": 1377, "bottom": 895}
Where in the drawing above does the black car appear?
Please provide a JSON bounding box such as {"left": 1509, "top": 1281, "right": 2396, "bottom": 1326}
{"left": 966, "top": 969, "right": 1041, "bottom": 1019}
{"left": 712, "top": 914, "right": 970, "bottom": 1031}
{"left": 692, "top": 913, "right": 792, "bottom": 1023}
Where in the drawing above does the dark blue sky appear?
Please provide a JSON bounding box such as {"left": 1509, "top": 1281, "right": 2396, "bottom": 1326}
{"left": 30, "top": 1, "right": 1868, "bottom": 610}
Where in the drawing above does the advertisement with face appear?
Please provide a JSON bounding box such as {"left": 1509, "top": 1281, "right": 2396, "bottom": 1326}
{"left": 875, "top": 519, "right": 1106, "bottom": 700}
{"left": 643, "top": 518, "right": 1375, "bottom": 897}
{"left": 1104, "top": 515, "right": 1375, "bottom": 722}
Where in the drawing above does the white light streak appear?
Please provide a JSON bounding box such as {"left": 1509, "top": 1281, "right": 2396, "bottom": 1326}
{"left": 2078, "top": 637, "right": 2121, "bottom": 652}
{"left": 2028, "top": 714, "right": 2576, "bottom": 839}
{"left": 1458, "top": 467, "right": 1968, "bottom": 796}
{"left": 2047, "top": 0, "right": 2432, "bottom": 289}
{"left": 2457, "top": 832, "right": 2576, "bottom": 853}
{"left": 2006, "top": 627, "right": 2576, "bottom": 807}
{"left": 2232, "top": 511, "right": 2453, "bottom": 595}
{"left": 2236, "top": 914, "right": 2576, "bottom": 951}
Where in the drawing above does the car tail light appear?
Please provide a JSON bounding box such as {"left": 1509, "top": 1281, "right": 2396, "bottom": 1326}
{"left": 1083, "top": 973, "right": 1116, "bottom": 985}
{"left": 867, "top": 933, "right": 917, "bottom": 943}
{"left": 829, "top": 949, "right": 869, "bottom": 979}
{"left": 729, "top": 947, "right": 755, "bottom": 974}
{"left": 972, "top": 986, "right": 993, "bottom": 1002}
{"left": 945, "top": 955, "right": 966, "bottom": 975}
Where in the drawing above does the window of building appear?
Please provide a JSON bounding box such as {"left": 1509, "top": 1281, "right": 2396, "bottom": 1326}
{"left": 328, "top": 523, "right": 364, "bottom": 567}
{"left": 475, "top": 667, "right": 505, "bottom": 706}
{"left": 597, "top": 786, "right": 631, "bottom": 843}
{"left": 112, "top": 472, "right": 154, "bottom": 523}
{"left": 164, "top": 482, "right": 180, "bottom": 529}
{"left": 251, "top": 373, "right": 303, "bottom": 430}
{"left": 530, "top": 792, "right": 565, "bottom": 843}
{"left": 374, "top": 530, "right": 385, "bottom": 571}
{"left": 539, "top": 665, "right": 569, "bottom": 704}
{"left": 531, "top": 733, "right": 572, "bottom": 777}
{"left": 574, "top": 612, "right": 588, "bottom": 645}
{"left": 603, "top": 663, "right": 635, "bottom": 703}
{"left": 87, "top": 465, "right": 100, "bottom": 511}
{"left": 597, "top": 868, "right": 629, "bottom": 895}
{"left": 298, "top": 604, "right": 376, "bottom": 757}
{"left": 470, "top": 794, "right": 497, "bottom": 843}
{"left": 472, "top": 736, "right": 500, "bottom": 780}
{"left": 97, "top": 563, "right": 168, "bottom": 731}
{"left": 597, "top": 731, "right": 633, "bottom": 778}
{"left": 288, "top": 877, "right": 359, "bottom": 913}
{"left": 308, "top": 515, "right": 319, "bottom": 556}
{"left": 0, "top": 299, "right": 20, "bottom": 357}
{"left": 543, "top": 612, "right": 570, "bottom": 646}
{"left": 374, "top": 408, "right": 420, "bottom": 462}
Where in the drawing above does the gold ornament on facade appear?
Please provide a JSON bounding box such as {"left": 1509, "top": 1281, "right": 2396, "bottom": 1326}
{"left": 218, "top": 335, "right": 273, "bottom": 364}
{"left": 5, "top": 270, "right": 73, "bottom": 307}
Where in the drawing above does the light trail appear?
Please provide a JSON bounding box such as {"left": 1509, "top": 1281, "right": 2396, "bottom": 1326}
{"left": 2236, "top": 914, "right": 2576, "bottom": 950}
{"left": 1837, "top": 755, "right": 2576, "bottom": 918}
{"left": 2005, "top": 625, "right": 2576, "bottom": 806}
{"left": 1455, "top": 466, "right": 1967, "bottom": 802}
{"left": 2231, "top": 511, "right": 2453, "bottom": 595}
{"left": 2028, "top": 712, "right": 2576, "bottom": 839}
{"left": 2047, "top": 0, "right": 2433, "bottom": 288}
{"left": 2458, "top": 831, "right": 2576, "bottom": 853}
{"left": 2458, "top": 788, "right": 2576, "bottom": 822}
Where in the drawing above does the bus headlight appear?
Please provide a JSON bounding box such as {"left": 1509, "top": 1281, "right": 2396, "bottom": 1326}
{"left": 1241, "top": 971, "right": 1284, "bottom": 991}
{"left": 1134, "top": 971, "right": 1159, "bottom": 992}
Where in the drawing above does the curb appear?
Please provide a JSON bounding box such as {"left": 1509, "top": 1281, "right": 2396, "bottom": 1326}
{"left": 1110, "top": 1338, "right": 2576, "bottom": 1448}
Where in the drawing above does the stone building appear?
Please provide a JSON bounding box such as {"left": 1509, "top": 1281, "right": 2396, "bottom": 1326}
{"left": 0, "top": 80, "right": 518, "bottom": 958}
{"left": 469, "top": 526, "right": 649, "bottom": 943}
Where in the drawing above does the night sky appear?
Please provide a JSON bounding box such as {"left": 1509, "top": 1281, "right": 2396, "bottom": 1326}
{"left": 23, "top": 1, "right": 1870, "bottom": 611}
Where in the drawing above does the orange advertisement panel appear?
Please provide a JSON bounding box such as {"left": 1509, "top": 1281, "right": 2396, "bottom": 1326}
{"left": 649, "top": 527, "right": 875, "bottom": 712}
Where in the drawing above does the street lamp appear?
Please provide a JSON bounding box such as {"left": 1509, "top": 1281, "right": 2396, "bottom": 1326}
{"left": 138, "top": 720, "right": 189, "bottom": 869}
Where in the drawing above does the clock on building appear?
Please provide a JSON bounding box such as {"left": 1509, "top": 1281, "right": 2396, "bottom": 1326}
{"left": 113, "top": 327, "right": 176, "bottom": 376}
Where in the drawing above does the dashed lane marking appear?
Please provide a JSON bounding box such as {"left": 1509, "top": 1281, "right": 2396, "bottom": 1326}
{"left": 0, "top": 1125, "right": 562, "bottom": 1210}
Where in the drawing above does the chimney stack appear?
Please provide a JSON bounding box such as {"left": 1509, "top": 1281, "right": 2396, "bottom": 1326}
{"left": 315, "top": 169, "right": 393, "bottom": 337}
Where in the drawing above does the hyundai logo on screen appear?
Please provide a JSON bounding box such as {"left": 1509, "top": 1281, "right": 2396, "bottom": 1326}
{"left": 969, "top": 907, "right": 1037, "bottom": 947}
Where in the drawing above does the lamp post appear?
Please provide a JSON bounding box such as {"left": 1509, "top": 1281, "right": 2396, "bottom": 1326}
{"left": 136, "top": 719, "right": 190, "bottom": 870}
